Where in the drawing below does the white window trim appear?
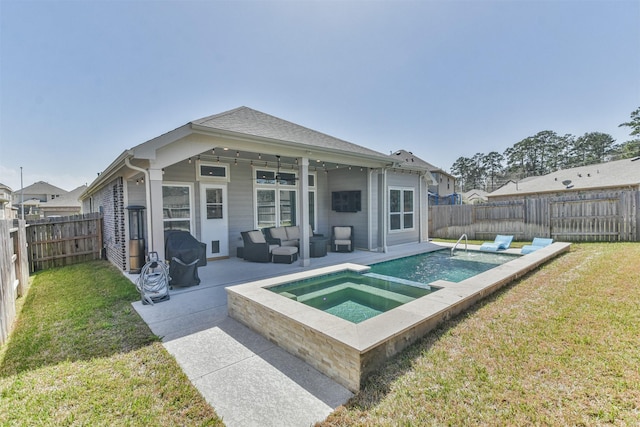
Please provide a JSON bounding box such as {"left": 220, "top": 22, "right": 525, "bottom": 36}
{"left": 253, "top": 166, "right": 312, "bottom": 229}
{"left": 388, "top": 187, "right": 415, "bottom": 233}
{"left": 162, "top": 182, "right": 195, "bottom": 233}
{"left": 196, "top": 160, "right": 230, "bottom": 182}
{"left": 254, "top": 187, "right": 299, "bottom": 229}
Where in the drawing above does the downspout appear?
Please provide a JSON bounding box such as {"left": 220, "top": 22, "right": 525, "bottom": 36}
{"left": 124, "top": 156, "right": 154, "bottom": 253}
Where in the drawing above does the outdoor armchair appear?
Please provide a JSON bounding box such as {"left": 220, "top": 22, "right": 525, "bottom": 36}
{"left": 241, "top": 230, "right": 279, "bottom": 263}
{"left": 331, "top": 226, "right": 354, "bottom": 252}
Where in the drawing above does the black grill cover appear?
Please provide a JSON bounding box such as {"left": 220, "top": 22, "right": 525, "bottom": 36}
{"left": 164, "top": 231, "right": 207, "bottom": 267}
{"left": 169, "top": 257, "right": 200, "bottom": 288}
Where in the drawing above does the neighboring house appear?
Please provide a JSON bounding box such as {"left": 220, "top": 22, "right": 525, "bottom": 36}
{"left": 391, "top": 150, "right": 458, "bottom": 205}
{"left": 81, "top": 106, "right": 434, "bottom": 272}
{"left": 0, "top": 183, "right": 15, "bottom": 219}
{"left": 487, "top": 157, "right": 640, "bottom": 201}
{"left": 40, "top": 185, "right": 86, "bottom": 217}
{"left": 12, "top": 181, "right": 68, "bottom": 218}
{"left": 462, "top": 189, "right": 488, "bottom": 204}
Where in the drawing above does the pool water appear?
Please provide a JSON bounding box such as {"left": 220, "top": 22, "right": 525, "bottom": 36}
{"left": 369, "top": 249, "right": 516, "bottom": 284}
{"left": 268, "top": 249, "right": 517, "bottom": 323}
{"left": 269, "top": 271, "right": 434, "bottom": 323}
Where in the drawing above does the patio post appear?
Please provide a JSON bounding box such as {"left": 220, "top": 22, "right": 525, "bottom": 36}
{"left": 148, "top": 167, "right": 165, "bottom": 261}
{"left": 298, "top": 157, "right": 310, "bottom": 266}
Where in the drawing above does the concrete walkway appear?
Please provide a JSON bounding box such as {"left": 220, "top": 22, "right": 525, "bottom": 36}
{"left": 131, "top": 243, "right": 443, "bottom": 426}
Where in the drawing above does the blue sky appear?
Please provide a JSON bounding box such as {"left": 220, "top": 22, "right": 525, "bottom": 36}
{"left": 1, "top": 0, "right": 639, "bottom": 192}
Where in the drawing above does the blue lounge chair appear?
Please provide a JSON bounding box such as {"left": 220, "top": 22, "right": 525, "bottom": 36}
{"left": 521, "top": 237, "right": 553, "bottom": 254}
{"left": 479, "top": 234, "right": 514, "bottom": 252}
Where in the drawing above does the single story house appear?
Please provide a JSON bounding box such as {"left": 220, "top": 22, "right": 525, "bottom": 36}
{"left": 488, "top": 157, "right": 640, "bottom": 201}
{"left": 81, "top": 106, "right": 435, "bottom": 271}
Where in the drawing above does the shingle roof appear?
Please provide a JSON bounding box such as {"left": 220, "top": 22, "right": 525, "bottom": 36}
{"left": 390, "top": 149, "right": 434, "bottom": 170}
{"left": 191, "top": 106, "right": 391, "bottom": 160}
{"left": 488, "top": 158, "right": 640, "bottom": 197}
{"left": 19, "top": 181, "right": 67, "bottom": 195}
{"left": 44, "top": 185, "right": 87, "bottom": 207}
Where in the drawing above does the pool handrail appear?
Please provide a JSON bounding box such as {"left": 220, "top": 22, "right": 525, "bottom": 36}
{"left": 451, "top": 233, "right": 468, "bottom": 256}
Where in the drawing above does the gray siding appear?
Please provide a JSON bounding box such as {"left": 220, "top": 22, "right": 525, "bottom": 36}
{"left": 328, "top": 168, "right": 369, "bottom": 250}
{"left": 228, "top": 162, "right": 255, "bottom": 256}
{"left": 386, "top": 172, "right": 421, "bottom": 246}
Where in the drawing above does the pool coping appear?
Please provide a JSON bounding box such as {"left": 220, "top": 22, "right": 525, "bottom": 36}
{"left": 226, "top": 242, "right": 571, "bottom": 391}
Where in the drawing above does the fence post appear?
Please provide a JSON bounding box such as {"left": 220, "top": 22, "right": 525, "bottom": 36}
{"left": 15, "top": 219, "right": 30, "bottom": 297}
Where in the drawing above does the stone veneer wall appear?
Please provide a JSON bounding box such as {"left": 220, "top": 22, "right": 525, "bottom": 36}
{"left": 227, "top": 292, "right": 362, "bottom": 392}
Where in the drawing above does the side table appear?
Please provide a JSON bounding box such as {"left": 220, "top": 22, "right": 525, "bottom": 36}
{"left": 309, "top": 236, "right": 328, "bottom": 258}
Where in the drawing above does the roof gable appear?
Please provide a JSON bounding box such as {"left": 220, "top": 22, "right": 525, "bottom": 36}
{"left": 191, "top": 107, "right": 390, "bottom": 160}
{"left": 19, "top": 181, "right": 67, "bottom": 195}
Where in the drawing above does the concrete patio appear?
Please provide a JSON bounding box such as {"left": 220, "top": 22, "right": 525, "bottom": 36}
{"left": 131, "top": 242, "right": 444, "bottom": 427}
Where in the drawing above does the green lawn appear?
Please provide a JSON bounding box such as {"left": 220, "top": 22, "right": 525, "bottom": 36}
{"left": 0, "top": 260, "right": 223, "bottom": 426}
{"left": 320, "top": 243, "right": 640, "bottom": 426}
{"left": 2, "top": 244, "right": 639, "bottom": 426}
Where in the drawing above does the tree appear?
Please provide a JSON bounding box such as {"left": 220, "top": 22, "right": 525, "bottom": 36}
{"left": 610, "top": 139, "right": 640, "bottom": 159}
{"left": 470, "top": 153, "right": 487, "bottom": 190}
{"left": 619, "top": 107, "right": 640, "bottom": 137}
{"left": 613, "top": 107, "right": 640, "bottom": 159}
{"left": 450, "top": 156, "right": 476, "bottom": 192}
{"left": 482, "top": 151, "right": 504, "bottom": 191}
{"left": 573, "top": 132, "right": 617, "bottom": 165}
{"left": 531, "top": 130, "right": 564, "bottom": 174}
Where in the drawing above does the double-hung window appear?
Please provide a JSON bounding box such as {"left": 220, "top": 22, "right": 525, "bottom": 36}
{"left": 389, "top": 188, "right": 414, "bottom": 231}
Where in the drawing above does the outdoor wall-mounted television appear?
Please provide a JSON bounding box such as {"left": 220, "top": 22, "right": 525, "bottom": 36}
{"left": 331, "top": 190, "right": 361, "bottom": 212}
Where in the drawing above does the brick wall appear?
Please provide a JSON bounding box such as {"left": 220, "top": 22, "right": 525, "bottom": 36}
{"left": 85, "top": 177, "right": 126, "bottom": 270}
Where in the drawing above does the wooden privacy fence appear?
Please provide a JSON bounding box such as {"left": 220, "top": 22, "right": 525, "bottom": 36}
{"left": 27, "top": 213, "right": 103, "bottom": 272}
{"left": 0, "top": 220, "right": 29, "bottom": 346}
{"left": 429, "top": 190, "right": 639, "bottom": 242}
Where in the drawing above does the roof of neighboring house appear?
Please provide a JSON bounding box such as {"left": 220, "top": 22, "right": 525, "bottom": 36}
{"left": 17, "top": 181, "right": 67, "bottom": 195}
{"left": 488, "top": 157, "right": 640, "bottom": 197}
{"left": 44, "top": 185, "right": 87, "bottom": 207}
{"left": 390, "top": 149, "right": 454, "bottom": 177}
{"left": 0, "top": 183, "right": 12, "bottom": 192}
{"left": 463, "top": 189, "right": 489, "bottom": 199}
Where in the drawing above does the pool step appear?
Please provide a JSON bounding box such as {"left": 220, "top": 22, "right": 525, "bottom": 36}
{"left": 364, "top": 272, "right": 432, "bottom": 290}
